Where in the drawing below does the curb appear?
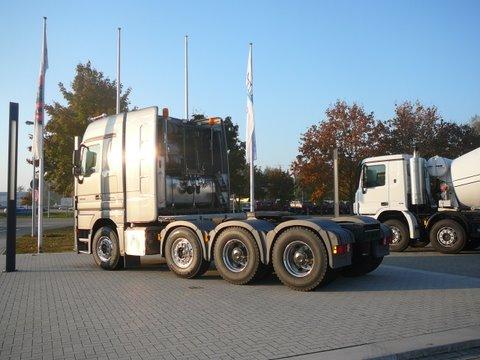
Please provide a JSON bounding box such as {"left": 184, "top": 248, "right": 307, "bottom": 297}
{"left": 289, "top": 325, "right": 480, "bottom": 360}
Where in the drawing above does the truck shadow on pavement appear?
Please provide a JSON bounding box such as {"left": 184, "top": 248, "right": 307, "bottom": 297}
{"left": 231, "top": 265, "right": 480, "bottom": 292}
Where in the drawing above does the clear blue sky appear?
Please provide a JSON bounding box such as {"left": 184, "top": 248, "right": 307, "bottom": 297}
{"left": 1, "top": 0, "right": 479, "bottom": 192}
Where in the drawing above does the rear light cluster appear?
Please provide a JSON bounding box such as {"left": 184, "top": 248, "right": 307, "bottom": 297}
{"left": 333, "top": 244, "right": 351, "bottom": 255}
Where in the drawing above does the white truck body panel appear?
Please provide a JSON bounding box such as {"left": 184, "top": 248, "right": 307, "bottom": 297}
{"left": 125, "top": 107, "right": 158, "bottom": 222}
{"left": 76, "top": 108, "right": 158, "bottom": 240}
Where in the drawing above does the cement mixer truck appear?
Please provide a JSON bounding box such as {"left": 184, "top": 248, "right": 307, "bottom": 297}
{"left": 354, "top": 147, "right": 480, "bottom": 253}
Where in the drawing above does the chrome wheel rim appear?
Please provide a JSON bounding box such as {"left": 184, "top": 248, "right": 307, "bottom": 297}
{"left": 283, "top": 241, "right": 314, "bottom": 278}
{"left": 97, "top": 236, "right": 113, "bottom": 262}
{"left": 437, "top": 227, "right": 457, "bottom": 247}
{"left": 171, "top": 238, "right": 194, "bottom": 268}
{"left": 390, "top": 226, "right": 401, "bottom": 244}
{"left": 222, "top": 239, "right": 248, "bottom": 272}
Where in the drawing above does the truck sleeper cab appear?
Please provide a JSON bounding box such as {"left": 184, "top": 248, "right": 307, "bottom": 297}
{"left": 74, "top": 107, "right": 390, "bottom": 291}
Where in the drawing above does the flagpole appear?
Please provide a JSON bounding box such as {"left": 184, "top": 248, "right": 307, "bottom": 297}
{"left": 116, "top": 27, "right": 121, "bottom": 114}
{"left": 31, "top": 155, "right": 36, "bottom": 237}
{"left": 184, "top": 35, "right": 189, "bottom": 120}
{"left": 37, "top": 16, "right": 47, "bottom": 253}
{"left": 248, "top": 42, "right": 255, "bottom": 213}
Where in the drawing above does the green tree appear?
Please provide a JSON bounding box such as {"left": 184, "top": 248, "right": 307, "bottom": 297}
{"left": 44, "top": 62, "right": 131, "bottom": 195}
{"left": 263, "top": 167, "right": 294, "bottom": 202}
{"left": 223, "top": 117, "right": 248, "bottom": 198}
{"left": 435, "top": 121, "right": 480, "bottom": 158}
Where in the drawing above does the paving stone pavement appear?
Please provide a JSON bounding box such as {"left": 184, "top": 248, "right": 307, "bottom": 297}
{"left": 0, "top": 253, "right": 480, "bottom": 360}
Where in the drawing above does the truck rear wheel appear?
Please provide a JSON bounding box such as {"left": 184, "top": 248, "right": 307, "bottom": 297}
{"left": 214, "top": 227, "right": 262, "bottom": 285}
{"left": 165, "top": 227, "right": 209, "bottom": 278}
{"left": 272, "top": 227, "right": 332, "bottom": 291}
{"left": 384, "top": 219, "right": 409, "bottom": 252}
{"left": 92, "top": 226, "right": 122, "bottom": 270}
{"left": 430, "top": 219, "right": 466, "bottom": 254}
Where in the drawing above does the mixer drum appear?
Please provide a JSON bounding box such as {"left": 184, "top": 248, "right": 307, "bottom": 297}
{"left": 451, "top": 148, "right": 480, "bottom": 209}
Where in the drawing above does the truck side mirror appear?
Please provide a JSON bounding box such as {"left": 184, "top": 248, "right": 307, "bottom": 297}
{"left": 361, "top": 165, "right": 367, "bottom": 194}
{"left": 72, "top": 139, "right": 87, "bottom": 181}
{"left": 72, "top": 136, "right": 81, "bottom": 178}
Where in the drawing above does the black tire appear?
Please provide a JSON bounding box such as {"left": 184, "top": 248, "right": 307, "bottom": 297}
{"left": 196, "top": 259, "right": 212, "bottom": 276}
{"left": 429, "top": 219, "right": 466, "bottom": 254}
{"left": 272, "top": 227, "right": 332, "bottom": 291}
{"left": 384, "top": 219, "right": 410, "bottom": 252}
{"left": 165, "top": 227, "right": 207, "bottom": 278}
{"left": 342, "top": 256, "right": 383, "bottom": 277}
{"left": 213, "top": 227, "right": 262, "bottom": 285}
{"left": 92, "top": 226, "right": 122, "bottom": 270}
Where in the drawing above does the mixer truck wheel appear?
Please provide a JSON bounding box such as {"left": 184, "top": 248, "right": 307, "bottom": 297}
{"left": 430, "top": 219, "right": 466, "bottom": 254}
{"left": 165, "top": 227, "right": 207, "bottom": 278}
{"left": 384, "top": 219, "right": 409, "bottom": 252}
{"left": 214, "top": 227, "right": 262, "bottom": 285}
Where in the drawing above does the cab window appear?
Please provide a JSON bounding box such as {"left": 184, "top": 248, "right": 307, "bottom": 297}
{"left": 364, "top": 164, "right": 386, "bottom": 188}
{"left": 81, "top": 144, "right": 100, "bottom": 177}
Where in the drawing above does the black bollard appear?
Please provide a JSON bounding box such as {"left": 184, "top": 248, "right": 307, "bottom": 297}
{"left": 6, "top": 102, "right": 18, "bottom": 272}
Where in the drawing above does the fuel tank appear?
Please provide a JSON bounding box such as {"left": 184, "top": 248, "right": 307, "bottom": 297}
{"left": 451, "top": 147, "right": 480, "bottom": 209}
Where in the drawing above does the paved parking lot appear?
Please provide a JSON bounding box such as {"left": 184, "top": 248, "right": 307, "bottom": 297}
{"left": 385, "top": 248, "right": 480, "bottom": 278}
{"left": 0, "top": 251, "right": 479, "bottom": 360}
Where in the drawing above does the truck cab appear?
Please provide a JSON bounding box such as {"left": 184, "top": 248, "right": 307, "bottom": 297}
{"left": 354, "top": 149, "right": 480, "bottom": 253}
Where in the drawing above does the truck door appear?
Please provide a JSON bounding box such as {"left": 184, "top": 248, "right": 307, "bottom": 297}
{"left": 77, "top": 141, "right": 102, "bottom": 212}
{"left": 125, "top": 107, "right": 158, "bottom": 223}
{"left": 356, "top": 162, "right": 389, "bottom": 215}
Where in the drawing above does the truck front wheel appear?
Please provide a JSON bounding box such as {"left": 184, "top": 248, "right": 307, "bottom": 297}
{"left": 214, "top": 227, "right": 262, "bottom": 285}
{"left": 272, "top": 227, "right": 332, "bottom": 291}
{"left": 430, "top": 219, "right": 466, "bottom": 254}
{"left": 384, "top": 219, "right": 409, "bottom": 252}
{"left": 165, "top": 228, "right": 209, "bottom": 278}
{"left": 92, "top": 226, "right": 122, "bottom": 270}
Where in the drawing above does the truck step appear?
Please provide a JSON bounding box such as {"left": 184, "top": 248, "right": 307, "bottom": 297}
{"left": 77, "top": 238, "right": 90, "bottom": 254}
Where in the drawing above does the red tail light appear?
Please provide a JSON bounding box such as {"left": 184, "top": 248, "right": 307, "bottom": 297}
{"left": 333, "top": 244, "right": 351, "bottom": 255}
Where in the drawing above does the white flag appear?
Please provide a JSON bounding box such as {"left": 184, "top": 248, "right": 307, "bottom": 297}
{"left": 246, "top": 43, "right": 256, "bottom": 163}
{"left": 33, "top": 18, "right": 48, "bottom": 161}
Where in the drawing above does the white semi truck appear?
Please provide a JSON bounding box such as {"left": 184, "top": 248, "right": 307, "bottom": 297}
{"left": 73, "top": 106, "right": 391, "bottom": 291}
{"left": 354, "top": 148, "right": 480, "bottom": 253}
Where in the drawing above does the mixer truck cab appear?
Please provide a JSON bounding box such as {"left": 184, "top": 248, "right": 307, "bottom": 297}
{"left": 73, "top": 106, "right": 391, "bottom": 291}
{"left": 354, "top": 148, "right": 480, "bottom": 254}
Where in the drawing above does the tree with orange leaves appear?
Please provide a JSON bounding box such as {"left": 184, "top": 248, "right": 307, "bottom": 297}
{"left": 292, "top": 101, "right": 386, "bottom": 202}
